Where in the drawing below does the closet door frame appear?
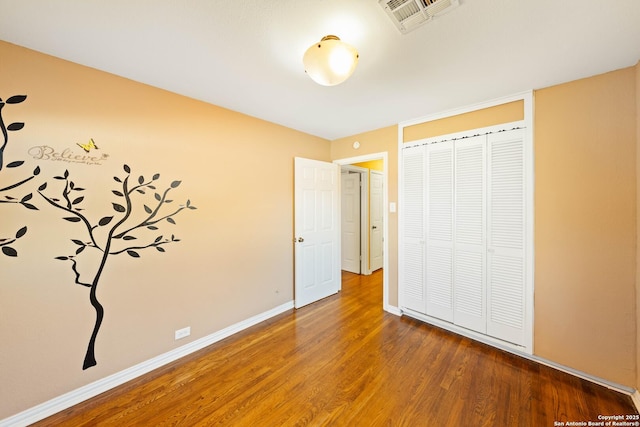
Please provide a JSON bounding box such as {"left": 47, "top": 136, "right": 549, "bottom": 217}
{"left": 398, "top": 91, "right": 534, "bottom": 355}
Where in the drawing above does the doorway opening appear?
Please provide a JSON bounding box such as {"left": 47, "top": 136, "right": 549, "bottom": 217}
{"left": 334, "top": 152, "right": 390, "bottom": 312}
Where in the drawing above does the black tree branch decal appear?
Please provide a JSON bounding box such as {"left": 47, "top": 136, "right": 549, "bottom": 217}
{"left": 38, "top": 164, "right": 196, "bottom": 369}
{"left": 0, "top": 94, "right": 40, "bottom": 257}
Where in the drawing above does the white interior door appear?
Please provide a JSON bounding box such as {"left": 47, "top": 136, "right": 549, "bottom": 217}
{"left": 341, "top": 172, "right": 360, "bottom": 273}
{"left": 453, "top": 136, "right": 487, "bottom": 333}
{"left": 425, "top": 141, "right": 454, "bottom": 322}
{"left": 400, "top": 145, "right": 426, "bottom": 312}
{"left": 486, "top": 129, "right": 526, "bottom": 346}
{"left": 294, "top": 157, "right": 341, "bottom": 309}
{"left": 370, "top": 171, "right": 384, "bottom": 271}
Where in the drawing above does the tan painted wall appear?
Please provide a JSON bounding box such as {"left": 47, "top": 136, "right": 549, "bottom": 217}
{"left": 534, "top": 68, "right": 637, "bottom": 386}
{"left": 403, "top": 100, "right": 524, "bottom": 142}
{"left": 635, "top": 60, "right": 640, "bottom": 391}
{"left": 331, "top": 126, "right": 398, "bottom": 305}
{"left": 0, "top": 41, "right": 330, "bottom": 419}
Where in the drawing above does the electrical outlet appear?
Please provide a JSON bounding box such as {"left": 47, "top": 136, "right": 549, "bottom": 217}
{"left": 175, "top": 326, "right": 191, "bottom": 340}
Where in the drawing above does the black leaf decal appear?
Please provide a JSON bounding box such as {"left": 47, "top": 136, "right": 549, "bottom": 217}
{"left": 15, "top": 226, "right": 27, "bottom": 239}
{"left": 170, "top": 180, "right": 181, "bottom": 188}
{"left": 6, "top": 95, "right": 27, "bottom": 104}
{"left": 147, "top": 225, "right": 158, "bottom": 230}
{"left": 156, "top": 247, "right": 165, "bottom": 253}
{"left": 6, "top": 160, "right": 24, "bottom": 168}
{"left": 122, "top": 236, "right": 137, "bottom": 240}
{"left": 63, "top": 170, "right": 69, "bottom": 178}
{"left": 138, "top": 175, "right": 144, "bottom": 184}
{"left": 33, "top": 166, "right": 41, "bottom": 176}
{"left": 136, "top": 189, "right": 145, "bottom": 194}
{"left": 112, "top": 190, "right": 124, "bottom": 197}
{"left": 124, "top": 164, "right": 131, "bottom": 173}
{"left": 98, "top": 216, "right": 113, "bottom": 226}
{"left": 127, "top": 250, "right": 140, "bottom": 258}
{"left": 71, "top": 239, "right": 84, "bottom": 245}
{"left": 112, "top": 203, "right": 125, "bottom": 213}
{"left": 154, "top": 193, "right": 161, "bottom": 201}
{"left": 167, "top": 217, "right": 176, "bottom": 225}
{"left": 21, "top": 193, "right": 33, "bottom": 202}
{"left": 152, "top": 174, "right": 160, "bottom": 180}
{"left": 54, "top": 256, "right": 69, "bottom": 261}
{"left": 7, "top": 122, "right": 25, "bottom": 131}
{"left": 144, "top": 205, "right": 152, "bottom": 214}
{"left": 72, "top": 196, "right": 84, "bottom": 205}
{"left": 38, "top": 183, "right": 48, "bottom": 191}
{"left": 154, "top": 236, "right": 163, "bottom": 243}
{"left": 63, "top": 217, "right": 82, "bottom": 222}
{"left": 2, "top": 247, "right": 18, "bottom": 257}
{"left": 114, "top": 176, "right": 122, "bottom": 183}
{"left": 76, "top": 246, "right": 86, "bottom": 255}
{"left": 22, "top": 203, "right": 38, "bottom": 210}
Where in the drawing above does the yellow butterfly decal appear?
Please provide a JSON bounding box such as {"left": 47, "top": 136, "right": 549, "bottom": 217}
{"left": 77, "top": 138, "right": 99, "bottom": 153}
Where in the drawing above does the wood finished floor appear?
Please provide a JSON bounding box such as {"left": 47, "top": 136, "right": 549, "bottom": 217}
{"left": 34, "top": 270, "right": 637, "bottom": 426}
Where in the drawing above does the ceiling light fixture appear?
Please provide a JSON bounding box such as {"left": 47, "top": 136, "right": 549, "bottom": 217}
{"left": 303, "top": 35, "right": 359, "bottom": 86}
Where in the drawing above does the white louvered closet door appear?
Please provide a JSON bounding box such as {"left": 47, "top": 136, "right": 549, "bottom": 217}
{"left": 486, "top": 129, "right": 526, "bottom": 346}
{"left": 400, "top": 145, "right": 426, "bottom": 312}
{"left": 425, "top": 141, "right": 454, "bottom": 322}
{"left": 453, "top": 136, "right": 487, "bottom": 333}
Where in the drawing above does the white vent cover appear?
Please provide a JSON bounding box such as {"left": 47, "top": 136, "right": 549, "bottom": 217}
{"left": 379, "top": 0, "right": 460, "bottom": 34}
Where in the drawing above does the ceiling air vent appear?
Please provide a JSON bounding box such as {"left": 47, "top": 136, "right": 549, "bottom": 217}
{"left": 379, "top": 0, "right": 460, "bottom": 34}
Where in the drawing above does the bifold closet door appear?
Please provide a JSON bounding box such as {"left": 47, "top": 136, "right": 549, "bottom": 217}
{"left": 425, "top": 141, "right": 454, "bottom": 322}
{"left": 486, "top": 129, "right": 526, "bottom": 346}
{"left": 400, "top": 145, "right": 426, "bottom": 313}
{"left": 453, "top": 136, "right": 487, "bottom": 333}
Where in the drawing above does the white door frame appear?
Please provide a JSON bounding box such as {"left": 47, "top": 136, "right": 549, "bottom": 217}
{"left": 341, "top": 165, "right": 370, "bottom": 275}
{"left": 334, "top": 152, "right": 390, "bottom": 313}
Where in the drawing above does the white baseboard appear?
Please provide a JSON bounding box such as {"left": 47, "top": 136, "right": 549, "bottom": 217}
{"left": 384, "top": 304, "right": 402, "bottom": 316}
{"left": 0, "top": 301, "right": 294, "bottom": 427}
{"left": 631, "top": 390, "right": 640, "bottom": 414}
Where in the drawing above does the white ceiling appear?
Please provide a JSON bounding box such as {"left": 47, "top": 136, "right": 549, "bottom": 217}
{"left": 1, "top": 0, "right": 639, "bottom": 140}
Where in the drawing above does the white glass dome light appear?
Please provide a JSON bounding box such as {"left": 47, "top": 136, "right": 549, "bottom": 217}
{"left": 303, "top": 35, "right": 359, "bottom": 86}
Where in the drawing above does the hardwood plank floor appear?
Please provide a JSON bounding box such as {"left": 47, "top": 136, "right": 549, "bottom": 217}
{"left": 34, "top": 270, "right": 637, "bottom": 426}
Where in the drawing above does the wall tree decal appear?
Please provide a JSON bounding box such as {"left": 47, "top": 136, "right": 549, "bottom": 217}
{"left": 0, "top": 94, "right": 40, "bottom": 257}
{"left": 38, "top": 164, "right": 196, "bottom": 369}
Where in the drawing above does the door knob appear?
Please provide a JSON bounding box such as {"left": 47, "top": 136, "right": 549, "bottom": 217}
{"left": 298, "top": 237, "right": 304, "bottom": 242}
